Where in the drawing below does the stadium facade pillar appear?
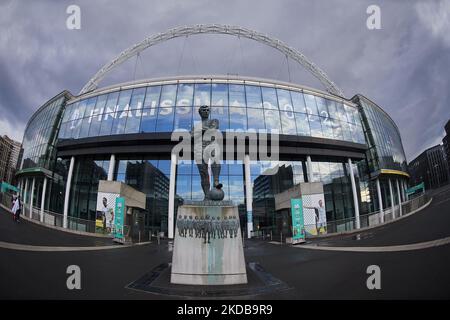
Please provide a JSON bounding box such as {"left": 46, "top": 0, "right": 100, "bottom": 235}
{"left": 396, "top": 179, "right": 402, "bottom": 216}
{"left": 23, "top": 179, "right": 28, "bottom": 215}
{"left": 168, "top": 152, "right": 177, "bottom": 239}
{"left": 29, "top": 177, "right": 35, "bottom": 218}
{"left": 40, "top": 176, "right": 47, "bottom": 222}
{"left": 306, "top": 155, "right": 313, "bottom": 182}
{"left": 376, "top": 178, "right": 384, "bottom": 223}
{"left": 389, "top": 178, "right": 395, "bottom": 219}
{"left": 107, "top": 154, "right": 115, "bottom": 181}
{"left": 347, "top": 158, "right": 360, "bottom": 229}
{"left": 63, "top": 156, "right": 75, "bottom": 229}
{"left": 244, "top": 154, "right": 253, "bottom": 239}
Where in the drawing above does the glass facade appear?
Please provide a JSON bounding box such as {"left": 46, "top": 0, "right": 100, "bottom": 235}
{"left": 355, "top": 94, "right": 407, "bottom": 173}
{"left": 17, "top": 78, "right": 411, "bottom": 236}
{"left": 21, "top": 93, "right": 68, "bottom": 170}
{"left": 59, "top": 81, "right": 365, "bottom": 145}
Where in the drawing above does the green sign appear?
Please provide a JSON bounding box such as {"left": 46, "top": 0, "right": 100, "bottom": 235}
{"left": 0, "top": 182, "right": 19, "bottom": 193}
{"left": 291, "top": 198, "right": 305, "bottom": 243}
{"left": 113, "top": 197, "right": 125, "bottom": 242}
{"left": 406, "top": 182, "right": 425, "bottom": 195}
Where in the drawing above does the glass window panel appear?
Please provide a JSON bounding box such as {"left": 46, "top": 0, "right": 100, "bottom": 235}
{"left": 88, "top": 94, "right": 107, "bottom": 137}
{"left": 336, "top": 102, "right": 348, "bottom": 122}
{"left": 229, "top": 84, "right": 246, "bottom": 107}
{"left": 344, "top": 104, "right": 357, "bottom": 124}
{"left": 62, "top": 102, "right": 77, "bottom": 123}
{"left": 159, "top": 84, "right": 177, "bottom": 107}
{"left": 155, "top": 107, "right": 174, "bottom": 132}
{"left": 211, "top": 107, "right": 229, "bottom": 131}
{"left": 245, "top": 85, "right": 263, "bottom": 109}
{"left": 291, "top": 91, "right": 307, "bottom": 113}
{"left": 144, "top": 85, "right": 161, "bottom": 108}
{"left": 83, "top": 97, "right": 98, "bottom": 121}
{"left": 124, "top": 109, "right": 142, "bottom": 134}
{"left": 327, "top": 99, "right": 338, "bottom": 120}
{"left": 229, "top": 175, "right": 244, "bottom": 202}
{"left": 78, "top": 116, "right": 91, "bottom": 139}
{"left": 229, "top": 107, "right": 247, "bottom": 130}
{"left": 176, "top": 83, "right": 194, "bottom": 107}
{"left": 277, "top": 89, "right": 293, "bottom": 111}
{"left": 316, "top": 97, "right": 329, "bottom": 118}
{"left": 320, "top": 116, "right": 333, "bottom": 139}
{"left": 304, "top": 94, "right": 319, "bottom": 115}
{"left": 140, "top": 107, "right": 158, "bottom": 133}
{"left": 341, "top": 121, "right": 353, "bottom": 142}
{"left": 74, "top": 99, "right": 88, "bottom": 120}
{"left": 331, "top": 118, "right": 344, "bottom": 140}
{"left": 174, "top": 106, "right": 193, "bottom": 131}
{"left": 308, "top": 115, "right": 323, "bottom": 138}
{"left": 176, "top": 174, "right": 191, "bottom": 201}
{"left": 264, "top": 109, "right": 281, "bottom": 132}
{"left": 247, "top": 108, "right": 266, "bottom": 130}
{"left": 261, "top": 87, "right": 278, "bottom": 109}
{"left": 129, "top": 87, "right": 146, "bottom": 110}
{"left": 191, "top": 175, "right": 203, "bottom": 201}
{"left": 157, "top": 160, "right": 171, "bottom": 175}
{"left": 295, "top": 112, "right": 310, "bottom": 136}
{"left": 69, "top": 119, "right": 82, "bottom": 139}
{"left": 211, "top": 83, "right": 228, "bottom": 107}
{"left": 194, "top": 83, "right": 211, "bottom": 106}
{"left": 177, "top": 161, "right": 192, "bottom": 175}
{"left": 112, "top": 90, "right": 132, "bottom": 135}
{"left": 280, "top": 110, "right": 297, "bottom": 135}
{"left": 99, "top": 112, "right": 115, "bottom": 136}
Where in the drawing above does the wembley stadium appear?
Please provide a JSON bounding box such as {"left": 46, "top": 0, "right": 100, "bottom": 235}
{"left": 14, "top": 25, "right": 409, "bottom": 239}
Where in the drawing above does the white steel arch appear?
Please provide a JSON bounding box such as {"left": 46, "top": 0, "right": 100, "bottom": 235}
{"left": 80, "top": 24, "right": 344, "bottom": 97}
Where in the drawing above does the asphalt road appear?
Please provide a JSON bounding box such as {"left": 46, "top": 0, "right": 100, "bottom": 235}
{"left": 0, "top": 186, "right": 449, "bottom": 299}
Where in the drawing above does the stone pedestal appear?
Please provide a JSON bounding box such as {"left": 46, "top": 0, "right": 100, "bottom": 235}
{"left": 170, "top": 204, "right": 247, "bottom": 285}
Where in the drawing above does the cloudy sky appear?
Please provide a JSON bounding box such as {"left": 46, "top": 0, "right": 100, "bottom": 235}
{"left": 0, "top": 0, "right": 449, "bottom": 161}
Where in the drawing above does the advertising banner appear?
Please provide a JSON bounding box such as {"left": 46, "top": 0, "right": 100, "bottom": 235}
{"left": 113, "top": 197, "right": 125, "bottom": 242}
{"left": 290, "top": 198, "right": 305, "bottom": 244}
{"left": 302, "top": 193, "right": 327, "bottom": 236}
{"left": 96, "top": 191, "right": 119, "bottom": 234}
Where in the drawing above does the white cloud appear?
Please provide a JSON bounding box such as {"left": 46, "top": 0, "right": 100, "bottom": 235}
{"left": 0, "top": 117, "right": 25, "bottom": 143}
{"left": 415, "top": 0, "right": 450, "bottom": 47}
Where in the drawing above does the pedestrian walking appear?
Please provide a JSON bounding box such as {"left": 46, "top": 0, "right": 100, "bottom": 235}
{"left": 11, "top": 195, "right": 22, "bottom": 222}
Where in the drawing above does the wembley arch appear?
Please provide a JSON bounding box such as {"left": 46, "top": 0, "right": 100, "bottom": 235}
{"left": 79, "top": 24, "right": 345, "bottom": 97}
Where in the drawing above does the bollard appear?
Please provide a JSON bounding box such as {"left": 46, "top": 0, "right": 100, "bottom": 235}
{"left": 157, "top": 233, "right": 160, "bottom": 245}
{"left": 271, "top": 230, "right": 272, "bottom": 241}
{"left": 149, "top": 231, "right": 151, "bottom": 242}
{"left": 280, "top": 232, "right": 283, "bottom": 245}
{"left": 139, "top": 231, "right": 141, "bottom": 243}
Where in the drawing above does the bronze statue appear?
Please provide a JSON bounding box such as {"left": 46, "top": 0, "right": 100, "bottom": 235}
{"left": 194, "top": 105, "right": 224, "bottom": 201}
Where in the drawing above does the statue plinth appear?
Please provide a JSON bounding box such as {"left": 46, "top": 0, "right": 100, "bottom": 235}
{"left": 170, "top": 204, "right": 247, "bottom": 285}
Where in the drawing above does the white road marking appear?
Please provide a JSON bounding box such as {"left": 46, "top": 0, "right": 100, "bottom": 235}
{"left": 293, "top": 236, "right": 450, "bottom": 252}
{"left": 0, "top": 241, "right": 151, "bottom": 252}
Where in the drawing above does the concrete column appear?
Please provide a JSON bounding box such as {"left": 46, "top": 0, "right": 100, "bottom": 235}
{"left": 107, "top": 154, "right": 115, "bottom": 181}
{"left": 396, "top": 179, "right": 402, "bottom": 216}
{"left": 40, "top": 177, "right": 47, "bottom": 222}
{"left": 402, "top": 180, "right": 408, "bottom": 201}
{"left": 23, "top": 179, "right": 29, "bottom": 215}
{"left": 18, "top": 180, "right": 22, "bottom": 197}
{"left": 29, "top": 177, "right": 35, "bottom": 218}
{"left": 168, "top": 152, "right": 177, "bottom": 239}
{"left": 388, "top": 178, "right": 395, "bottom": 219}
{"left": 376, "top": 178, "right": 384, "bottom": 223}
{"left": 347, "top": 158, "right": 360, "bottom": 229}
{"left": 306, "top": 155, "right": 313, "bottom": 182}
{"left": 244, "top": 154, "right": 253, "bottom": 239}
{"left": 63, "top": 156, "right": 75, "bottom": 229}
